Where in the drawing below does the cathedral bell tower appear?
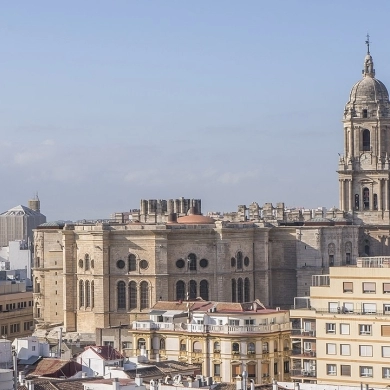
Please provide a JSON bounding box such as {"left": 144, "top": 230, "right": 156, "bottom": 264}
{"left": 338, "top": 37, "right": 390, "bottom": 225}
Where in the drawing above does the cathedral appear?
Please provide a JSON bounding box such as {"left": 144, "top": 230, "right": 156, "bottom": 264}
{"left": 33, "top": 43, "right": 390, "bottom": 334}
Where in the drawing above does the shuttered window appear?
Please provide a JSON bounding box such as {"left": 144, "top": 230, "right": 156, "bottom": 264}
{"left": 382, "top": 346, "right": 390, "bottom": 358}
{"left": 232, "top": 364, "right": 241, "bottom": 376}
{"left": 343, "top": 282, "right": 353, "bottom": 292}
{"left": 341, "top": 365, "right": 351, "bottom": 376}
{"left": 363, "top": 282, "right": 376, "bottom": 293}
{"left": 340, "top": 344, "right": 351, "bottom": 356}
{"left": 326, "top": 343, "right": 336, "bottom": 355}
{"left": 247, "top": 364, "right": 256, "bottom": 378}
{"left": 382, "top": 325, "right": 390, "bottom": 337}
{"left": 384, "top": 283, "right": 390, "bottom": 293}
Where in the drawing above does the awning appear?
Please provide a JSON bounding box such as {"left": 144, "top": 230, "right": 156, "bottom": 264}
{"left": 149, "top": 310, "right": 166, "bottom": 315}
{"left": 163, "top": 310, "right": 186, "bottom": 318}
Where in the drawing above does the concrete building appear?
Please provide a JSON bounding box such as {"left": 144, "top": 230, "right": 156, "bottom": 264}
{"left": 0, "top": 196, "right": 46, "bottom": 247}
{"left": 97, "top": 300, "right": 291, "bottom": 384}
{"left": 290, "top": 257, "right": 390, "bottom": 387}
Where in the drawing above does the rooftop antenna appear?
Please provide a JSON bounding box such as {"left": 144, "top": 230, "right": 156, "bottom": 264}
{"left": 365, "top": 33, "right": 370, "bottom": 54}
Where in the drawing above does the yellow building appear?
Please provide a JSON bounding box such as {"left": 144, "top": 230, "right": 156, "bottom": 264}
{"left": 290, "top": 257, "right": 390, "bottom": 387}
{"left": 98, "top": 300, "right": 292, "bottom": 384}
{"left": 0, "top": 281, "right": 34, "bottom": 341}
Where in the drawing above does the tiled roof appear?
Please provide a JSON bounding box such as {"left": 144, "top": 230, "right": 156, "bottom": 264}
{"left": 125, "top": 365, "right": 165, "bottom": 378}
{"left": 86, "top": 345, "right": 123, "bottom": 360}
{"left": 27, "top": 358, "right": 82, "bottom": 378}
{"left": 18, "top": 378, "right": 104, "bottom": 390}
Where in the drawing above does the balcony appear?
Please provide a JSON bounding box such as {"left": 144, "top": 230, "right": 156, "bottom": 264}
{"left": 131, "top": 321, "right": 291, "bottom": 334}
{"left": 290, "top": 369, "right": 316, "bottom": 378}
{"left": 291, "top": 329, "right": 316, "bottom": 337}
{"left": 291, "top": 349, "right": 316, "bottom": 357}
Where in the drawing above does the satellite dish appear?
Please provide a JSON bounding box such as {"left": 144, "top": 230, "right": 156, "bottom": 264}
{"left": 173, "top": 374, "right": 182, "bottom": 385}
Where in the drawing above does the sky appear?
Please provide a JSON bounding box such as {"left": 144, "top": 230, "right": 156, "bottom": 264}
{"left": 2, "top": 1, "right": 390, "bottom": 221}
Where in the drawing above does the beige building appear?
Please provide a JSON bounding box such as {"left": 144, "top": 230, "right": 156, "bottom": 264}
{"left": 33, "top": 43, "right": 390, "bottom": 340}
{"left": 290, "top": 257, "right": 390, "bottom": 387}
{"left": 97, "top": 300, "right": 291, "bottom": 384}
{"left": 0, "top": 279, "right": 34, "bottom": 341}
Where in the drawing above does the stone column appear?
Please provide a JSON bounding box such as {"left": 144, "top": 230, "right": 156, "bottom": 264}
{"left": 370, "top": 183, "right": 374, "bottom": 210}
{"left": 350, "top": 126, "right": 354, "bottom": 157}
{"left": 386, "top": 179, "right": 389, "bottom": 211}
{"left": 348, "top": 180, "right": 353, "bottom": 212}
{"left": 340, "top": 180, "right": 345, "bottom": 211}
{"left": 339, "top": 180, "right": 343, "bottom": 210}
{"left": 379, "top": 179, "right": 383, "bottom": 211}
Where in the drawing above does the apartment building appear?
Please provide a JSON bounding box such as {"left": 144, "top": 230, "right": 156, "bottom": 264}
{"left": 290, "top": 257, "right": 390, "bottom": 387}
{"left": 0, "top": 278, "right": 34, "bottom": 341}
{"left": 97, "top": 299, "right": 292, "bottom": 384}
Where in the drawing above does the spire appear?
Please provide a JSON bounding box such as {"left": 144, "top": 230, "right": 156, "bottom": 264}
{"left": 363, "top": 34, "right": 375, "bottom": 78}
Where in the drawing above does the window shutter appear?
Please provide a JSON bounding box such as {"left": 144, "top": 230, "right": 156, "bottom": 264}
{"left": 382, "top": 325, "right": 390, "bottom": 337}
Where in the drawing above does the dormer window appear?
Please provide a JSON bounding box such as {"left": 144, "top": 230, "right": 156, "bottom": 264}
{"left": 363, "top": 109, "right": 368, "bottom": 118}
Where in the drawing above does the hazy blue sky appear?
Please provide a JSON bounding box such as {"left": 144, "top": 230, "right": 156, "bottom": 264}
{"left": 2, "top": 1, "right": 390, "bottom": 221}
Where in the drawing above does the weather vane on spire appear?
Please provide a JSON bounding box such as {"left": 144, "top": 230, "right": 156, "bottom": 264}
{"left": 365, "top": 33, "right": 370, "bottom": 54}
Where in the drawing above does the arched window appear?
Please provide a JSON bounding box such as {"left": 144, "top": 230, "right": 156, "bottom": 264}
{"left": 365, "top": 244, "right": 370, "bottom": 256}
{"left": 328, "top": 243, "right": 335, "bottom": 266}
{"left": 180, "top": 340, "right": 186, "bottom": 351}
{"left": 129, "top": 281, "right": 137, "bottom": 309}
{"left": 160, "top": 338, "right": 166, "bottom": 350}
{"left": 176, "top": 281, "right": 185, "bottom": 301}
{"left": 188, "top": 253, "right": 197, "bottom": 271}
{"left": 35, "top": 278, "right": 40, "bottom": 293}
{"left": 262, "top": 341, "right": 269, "bottom": 353}
{"left": 138, "top": 338, "right": 146, "bottom": 350}
{"left": 231, "top": 257, "right": 236, "bottom": 267}
{"left": 363, "top": 129, "right": 370, "bottom": 151}
{"left": 85, "top": 254, "right": 90, "bottom": 271}
{"left": 237, "top": 278, "right": 243, "bottom": 303}
{"left": 193, "top": 341, "right": 202, "bottom": 352}
{"left": 85, "top": 280, "right": 90, "bottom": 307}
{"left": 140, "top": 281, "right": 149, "bottom": 309}
{"left": 363, "top": 109, "right": 368, "bottom": 118}
{"left": 91, "top": 281, "right": 94, "bottom": 308}
{"left": 232, "top": 279, "right": 236, "bottom": 302}
{"left": 128, "top": 254, "right": 136, "bottom": 272}
{"left": 200, "top": 280, "right": 209, "bottom": 300}
{"left": 214, "top": 341, "right": 220, "bottom": 352}
{"left": 117, "top": 281, "right": 126, "bottom": 309}
{"left": 232, "top": 342, "right": 240, "bottom": 353}
{"left": 35, "top": 256, "right": 40, "bottom": 268}
{"left": 189, "top": 280, "right": 197, "bottom": 299}
{"left": 345, "top": 242, "right": 352, "bottom": 265}
{"left": 374, "top": 193, "right": 378, "bottom": 210}
{"left": 79, "top": 280, "right": 84, "bottom": 307}
{"left": 355, "top": 194, "right": 360, "bottom": 210}
{"left": 244, "top": 278, "right": 250, "bottom": 302}
{"left": 236, "top": 252, "right": 243, "bottom": 270}
{"left": 248, "top": 342, "right": 255, "bottom": 353}
{"left": 363, "top": 187, "right": 370, "bottom": 210}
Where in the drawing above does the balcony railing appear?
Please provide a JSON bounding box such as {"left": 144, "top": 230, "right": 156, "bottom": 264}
{"left": 291, "top": 329, "right": 316, "bottom": 337}
{"left": 291, "top": 349, "right": 316, "bottom": 357}
{"left": 132, "top": 321, "right": 291, "bottom": 334}
{"left": 290, "top": 369, "right": 316, "bottom": 378}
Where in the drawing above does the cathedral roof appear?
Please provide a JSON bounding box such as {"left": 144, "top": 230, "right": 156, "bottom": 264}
{"left": 0, "top": 204, "right": 43, "bottom": 217}
{"left": 347, "top": 49, "right": 389, "bottom": 105}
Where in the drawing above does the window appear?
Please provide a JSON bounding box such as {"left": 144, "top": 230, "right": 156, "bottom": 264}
{"left": 360, "top": 366, "right": 373, "bottom": 378}
{"left": 79, "top": 280, "right": 84, "bottom": 307}
{"left": 329, "top": 302, "right": 338, "bottom": 313}
{"left": 214, "top": 341, "right": 220, "bottom": 352}
{"left": 176, "top": 259, "right": 185, "bottom": 269}
{"left": 343, "top": 282, "right": 353, "bottom": 293}
{"left": 139, "top": 260, "right": 148, "bottom": 269}
{"left": 1, "top": 325, "right": 7, "bottom": 336}
{"left": 374, "top": 194, "right": 378, "bottom": 210}
{"left": 329, "top": 255, "right": 334, "bottom": 266}
{"left": 363, "top": 303, "right": 376, "bottom": 314}
{"left": 363, "top": 109, "right": 368, "bottom": 118}
{"left": 117, "top": 281, "right": 126, "bottom": 309}
{"left": 340, "top": 323, "right": 350, "bottom": 335}
{"left": 382, "top": 346, "right": 390, "bottom": 358}
{"left": 129, "top": 281, "right": 137, "bottom": 309}
{"left": 91, "top": 281, "right": 94, "bottom": 308}
{"left": 137, "top": 338, "right": 146, "bottom": 349}
{"left": 104, "top": 341, "right": 114, "bottom": 347}
{"left": 122, "top": 341, "right": 132, "bottom": 349}
{"left": 214, "top": 364, "right": 221, "bottom": 376}
{"left": 274, "top": 362, "right": 278, "bottom": 375}
{"left": 248, "top": 342, "right": 255, "bottom": 354}
{"left": 384, "top": 304, "right": 390, "bottom": 315}
{"left": 248, "top": 364, "right": 256, "bottom": 378}
{"left": 362, "top": 129, "right": 370, "bottom": 151}
{"left": 340, "top": 344, "right": 351, "bottom": 356}
{"left": 189, "top": 280, "right": 197, "bottom": 299}
{"left": 245, "top": 319, "right": 255, "bottom": 325}
{"left": 262, "top": 342, "right": 269, "bottom": 353}
{"left": 193, "top": 341, "right": 202, "bottom": 353}
{"left": 355, "top": 194, "right": 359, "bottom": 210}
{"left": 229, "top": 319, "right": 239, "bottom": 326}
{"left": 327, "top": 364, "right": 337, "bottom": 375}
{"left": 116, "top": 259, "right": 125, "bottom": 269}
{"left": 176, "top": 280, "right": 185, "bottom": 301}
{"left": 346, "top": 253, "right": 351, "bottom": 265}
{"left": 180, "top": 340, "right": 186, "bottom": 351}
{"left": 303, "top": 341, "right": 312, "bottom": 352}
{"left": 200, "top": 280, "right": 209, "bottom": 300}
{"left": 326, "top": 323, "right": 336, "bottom": 334}
{"left": 382, "top": 325, "right": 390, "bottom": 336}
{"left": 326, "top": 343, "right": 336, "bottom": 355}
{"left": 341, "top": 365, "right": 351, "bottom": 376}
{"left": 363, "top": 282, "right": 376, "bottom": 293}
{"left": 231, "top": 257, "right": 236, "bottom": 267}
{"left": 284, "top": 361, "right": 289, "bottom": 374}
{"left": 384, "top": 283, "right": 390, "bottom": 293}
{"left": 383, "top": 367, "right": 390, "bottom": 379}
{"left": 140, "top": 281, "right": 149, "bottom": 309}
{"left": 244, "top": 278, "right": 250, "bottom": 302}
{"left": 237, "top": 278, "right": 243, "bottom": 303}
{"left": 32, "top": 346, "right": 36, "bottom": 351}
{"left": 363, "top": 187, "right": 370, "bottom": 210}
{"left": 359, "top": 345, "right": 373, "bottom": 357}
{"left": 188, "top": 253, "right": 197, "bottom": 271}
{"left": 359, "top": 324, "right": 372, "bottom": 335}
{"left": 199, "top": 258, "right": 208, "bottom": 268}
{"left": 244, "top": 256, "right": 250, "bottom": 267}
{"left": 85, "top": 254, "right": 90, "bottom": 271}
{"left": 128, "top": 254, "right": 136, "bottom": 272}
{"left": 85, "top": 280, "right": 90, "bottom": 307}
{"left": 343, "top": 302, "right": 354, "bottom": 313}
{"left": 232, "top": 342, "right": 240, "bottom": 353}
{"left": 160, "top": 338, "right": 165, "bottom": 350}
{"left": 236, "top": 252, "right": 243, "bottom": 270}
{"left": 231, "top": 279, "right": 236, "bottom": 302}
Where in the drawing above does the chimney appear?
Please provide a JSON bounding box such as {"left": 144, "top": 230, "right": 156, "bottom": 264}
{"left": 112, "top": 377, "right": 120, "bottom": 390}
{"left": 27, "top": 380, "right": 35, "bottom": 390}
{"left": 135, "top": 374, "right": 143, "bottom": 386}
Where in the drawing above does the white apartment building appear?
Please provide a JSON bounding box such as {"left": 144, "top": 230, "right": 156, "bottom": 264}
{"left": 290, "top": 257, "right": 390, "bottom": 387}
